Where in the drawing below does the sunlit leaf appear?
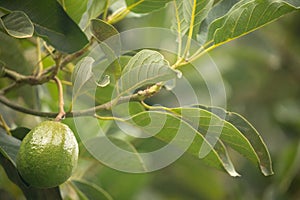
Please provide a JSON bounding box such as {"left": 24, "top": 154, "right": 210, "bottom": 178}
{"left": 60, "top": 0, "right": 88, "bottom": 24}
{"left": 205, "top": 0, "right": 299, "bottom": 47}
{"left": 117, "top": 50, "right": 178, "bottom": 96}
{"left": 0, "top": 11, "right": 34, "bottom": 38}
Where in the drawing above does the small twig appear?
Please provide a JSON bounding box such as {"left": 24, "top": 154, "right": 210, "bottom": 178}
{"left": 34, "top": 38, "right": 44, "bottom": 77}
{"left": 60, "top": 40, "right": 93, "bottom": 69}
{"left": 103, "top": 0, "right": 110, "bottom": 20}
{"left": 0, "top": 82, "right": 18, "bottom": 95}
{"left": 53, "top": 76, "right": 66, "bottom": 121}
{"left": 94, "top": 114, "right": 125, "bottom": 122}
{"left": 0, "top": 115, "right": 11, "bottom": 135}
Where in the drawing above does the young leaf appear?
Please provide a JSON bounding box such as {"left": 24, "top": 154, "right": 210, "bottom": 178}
{"left": 0, "top": 0, "right": 88, "bottom": 53}
{"left": 72, "top": 180, "right": 113, "bottom": 200}
{"left": 0, "top": 11, "right": 34, "bottom": 38}
{"left": 205, "top": 0, "right": 299, "bottom": 47}
{"left": 117, "top": 50, "right": 178, "bottom": 96}
{"left": 126, "top": 0, "right": 172, "bottom": 14}
{"left": 172, "top": 0, "right": 213, "bottom": 56}
{"left": 123, "top": 111, "right": 240, "bottom": 176}
{"left": 173, "top": 0, "right": 213, "bottom": 39}
{"left": 196, "top": 104, "right": 274, "bottom": 176}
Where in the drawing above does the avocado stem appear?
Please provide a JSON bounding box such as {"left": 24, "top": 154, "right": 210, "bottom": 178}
{"left": 53, "top": 76, "right": 65, "bottom": 121}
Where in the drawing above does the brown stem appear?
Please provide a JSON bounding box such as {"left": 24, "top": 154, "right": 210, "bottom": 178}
{"left": 0, "top": 89, "right": 152, "bottom": 119}
{"left": 53, "top": 76, "right": 65, "bottom": 121}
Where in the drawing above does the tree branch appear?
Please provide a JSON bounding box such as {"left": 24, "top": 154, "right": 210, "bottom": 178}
{"left": 0, "top": 83, "right": 161, "bottom": 119}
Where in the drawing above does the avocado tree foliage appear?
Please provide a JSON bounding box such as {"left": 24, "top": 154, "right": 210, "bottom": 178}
{"left": 0, "top": 0, "right": 299, "bottom": 199}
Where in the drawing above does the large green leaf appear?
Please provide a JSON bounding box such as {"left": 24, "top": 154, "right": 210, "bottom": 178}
{"left": 126, "top": 0, "right": 172, "bottom": 14}
{"left": 0, "top": 0, "right": 88, "bottom": 53}
{"left": 123, "top": 111, "right": 240, "bottom": 176}
{"left": 72, "top": 180, "right": 113, "bottom": 200}
{"left": 117, "top": 50, "right": 178, "bottom": 96}
{"left": 0, "top": 11, "right": 34, "bottom": 38}
{"left": 205, "top": 0, "right": 299, "bottom": 47}
{"left": 170, "top": 107, "right": 263, "bottom": 173}
{"left": 196, "top": 104, "right": 274, "bottom": 176}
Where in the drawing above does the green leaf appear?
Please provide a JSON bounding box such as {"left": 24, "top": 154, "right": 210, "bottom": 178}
{"left": 172, "top": 0, "right": 213, "bottom": 40}
{"left": 126, "top": 0, "right": 172, "bottom": 14}
{"left": 0, "top": 0, "right": 88, "bottom": 53}
{"left": 10, "top": 127, "right": 30, "bottom": 141}
{"left": 124, "top": 111, "right": 240, "bottom": 176}
{"left": 0, "top": 32, "right": 31, "bottom": 71}
{"left": 63, "top": 0, "right": 113, "bottom": 29}
{"left": 206, "top": 0, "right": 299, "bottom": 47}
{"left": 197, "top": 0, "right": 239, "bottom": 44}
{"left": 0, "top": 11, "right": 34, "bottom": 38}
{"left": 72, "top": 180, "right": 113, "bottom": 200}
{"left": 0, "top": 129, "right": 21, "bottom": 166}
{"left": 91, "top": 19, "right": 121, "bottom": 79}
{"left": 72, "top": 57, "right": 99, "bottom": 101}
{"left": 118, "top": 50, "right": 178, "bottom": 96}
{"left": 170, "top": 107, "right": 261, "bottom": 172}
{"left": 85, "top": 136, "right": 148, "bottom": 172}
{"left": 196, "top": 104, "right": 274, "bottom": 176}
{"left": 91, "top": 19, "right": 119, "bottom": 42}
{"left": 60, "top": 0, "right": 88, "bottom": 24}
